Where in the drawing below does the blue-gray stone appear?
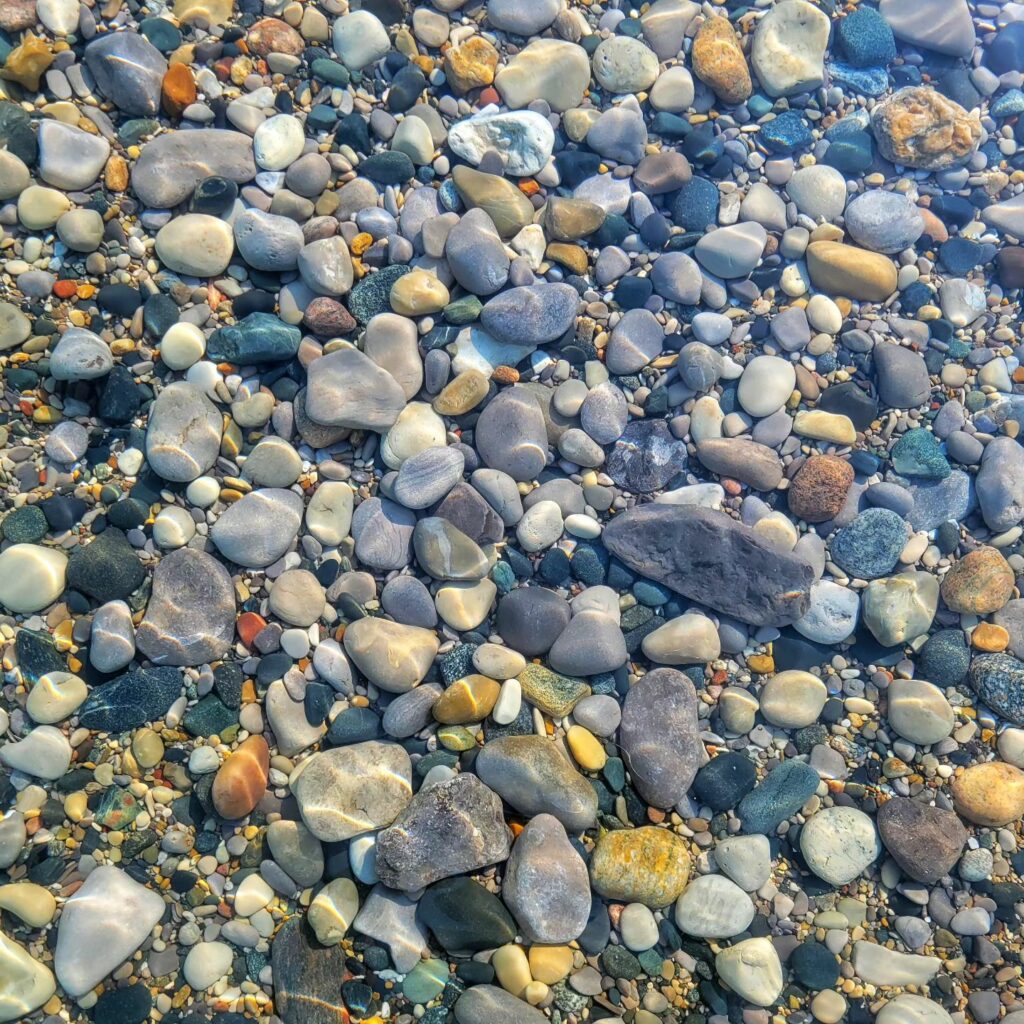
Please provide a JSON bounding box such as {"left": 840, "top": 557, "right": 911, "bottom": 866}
{"left": 969, "top": 653, "right": 1024, "bottom": 725}
{"left": 830, "top": 508, "right": 906, "bottom": 580}
{"left": 738, "top": 760, "right": 819, "bottom": 834}
{"left": 207, "top": 313, "right": 301, "bottom": 364}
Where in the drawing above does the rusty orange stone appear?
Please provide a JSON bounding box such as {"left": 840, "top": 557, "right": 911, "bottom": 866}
{"left": 237, "top": 611, "right": 267, "bottom": 648}
{"left": 53, "top": 280, "right": 78, "bottom": 299}
{"left": 247, "top": 17, "right": 304, "bottom": 57}
{"left": 972, "top": 623, "right": 1010, "bottom": 652}
{"left": 162, "top": 63, "right": 197, "bottom": 118}
{"left": 211, "top": 736, "right": 270, "bottom": 820}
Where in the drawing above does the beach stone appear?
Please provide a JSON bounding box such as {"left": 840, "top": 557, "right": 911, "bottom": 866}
{"left": 879, "top": 0, "right": 974, "bottom": 58}
{"left": 298, "top": 237, "right": 354, "bottom": 296}
{"left": 455, "top": 986, "right": 546, "bottom": 1024}
{"left": 26, "top": 672, "right": 87, "bottom": 725}
{"left": 692, "top": 17, "right": 751, "bottom": 104}
{"left": 941, "top": 547, "right": 1014, "bottom": 614}
{"left": 606, "top": 420, "right": 688, "bottom": 494}
{"left": 714, "top": 834, "right": 772, "bottom": 891}
{"left": 737, "top": 356, "right": 796, "bottom": 418}
{"left": 136, "top": 548, "right": 234, "bottom": 666}
{"left": 50, "top": 327, "right": 113, "bottom": 380}
{"left": 877, "top": 798, "right": 968, "bottom": 883}
{"left": 79, "top": 665, "right": 181, "bottom": 732}
{"left": 872, "top": 87, "right": 982, "bottom": 170}
{"left": 293, "top": 741, "right": 412, "bottom": 841}
{"left": 38, "top": 121, "right": 109, "bottom": 191}
{"left": 85, "top": 31, "right": 166, "bottom": 116}
{"left": 786, "top": 165, "right": 848, "bottom": 223}
{"left": 759, "top": 671, "right": 827, "bottom": 728}
{"left": 752, "top": 0, "right": 829, "bottom": 97}
{"left": 590, "top": 826, "right": 690, "bottom": 907}
{"left": 874, "top": 343, "right": 932, "bottom": 409}
{"left": 307, "top": 877, "right": 359, "bottom": 947}
{"left": 476, "top": 387, "right": 548, "bottom": 481}
{"left": 977, "top": 436, "right": 1024, "bottom": 532}
{"left": 852, "top": 942, "right": 940, "bottom": 988}
{"left": 738, "top": 759, "right": 819, "bottom": 834}
{"left": 156, "top": 213, "right": 234, "bottom": 276}
{"left": 695, "top": 223, "right": 766, "bottom": 279}
{"left": 642, "top": 613, "right": 721, "bottom": 665}
{"left": 952, "top": 761, "right": 1024, "bottom": 826}
{"left": 393, "top": 447, "right": 465, "bottom": 509}
{"left": 269, "top": 569, "right": 325, "bottom": 627}
{"left": 0, "top": 545, "right": 67, "bottom": 614}
{"left": 234, "top": 208, "right": 304, "bottom": 271}
{"left": 806, "top": 241, "right": 897, "bottom": 301}
{"left": 0, "top": 931, "right": 55, "bottom": 1023}
{"left": 844, "top": 191, "right": 923, "bottom": 254}
{"left": 876, "top": 995, "right": 955, "bottom": 1024}
{"left": 212, "top": 736, "right": 269, "bottom": 819}
{"left": 211, "top": 488, "right": 303, "bottom": 568}
{"left": 445, "top": 209, "right": 510, "bottom": 296}
{"left": 453, "top": 165, "right": 534, "bottom": 239}
{"left": 305, "top": 348, "right": 407, "bottom": 432}
{"left": 800, "top": 806, "right": 881, "bottom": 885}
{"left": 969, "top": 653, "right": 1024, "bottom": 725}
{"left": 715, "top": 938, "right": 784, "bottom": 1006}
{"left": 376, "top": 773, "right": 511, "bottom": 891}
{"left": 548, "top": 610, "right": 626, "bottom": 676}
{"left": 343, "top": 616, "right": 438, "bottom": 693}
{"left": 331, "top": 11, "right": 388, "bottom": 71}
{"left": 497, "top": 587, "right": 571, "bottom": 656}
{"left": 495, "top": 39, "right": 591, "bottom": 112}
{"left": 697, "top": 438, "right": 782, "bottom": 491}
{"left": 788, "top": 456, "right": 854, "bottom": 523}
{"left": 502, "top": 813, "right": 590, "bottom": 944}
{"left": 862, "top": 572, "right": 939, "bottom": 646}
{"left": 449, "top": 111, "right": 554, "bottom": 177}
{"left": 831, "top": 508, "right": 907, "bottom": 580}
{"left": 603, "top": 505, "right": 814, "bottom": 626}
{"left": 649, "top": 252, "right": 701, "bottom": 305}
{"left": 183, "top": 942, "right": 232, "bottom": 991}
{"left": 886, "top": 678, "right": 954, "bottom": 745}
{"left": 351, "top": 498, "right": 416, "bottom": 571}
{"left": 0, "top": 725, "right": 70, "bottom": 780}
{"left": 54, "top": 866, "right": 165, "bottom": 997}
{"left": 674, "top": 874, "right": 754, "bottom": 938}
{"left": 272, "top": 916, "right": 349, "bottom": 1024}
{"left": 475, "top": 735, "right": 598, "bottom": 833}
{"left": 481, "top": 283, "right": 578, "bottom": 347}
{"left": 592, "top": 36, "right": 659, "bottom": 94}
{"left": 619, "top": 668, "right": 702, "bottom": 808}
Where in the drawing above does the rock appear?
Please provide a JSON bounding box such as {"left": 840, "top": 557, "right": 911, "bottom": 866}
{"left": 800, "top": 806, "right": 880, "bottom": 885}
{"left": 37, "top": 121, "right": 109, "bottom": 191}
{"left": 831, "top": 508, "right": 907, "bottom": 580}
{"left": 332, "top": 10, "right": 388, "bottom": 70}
{"left": 418, "top": 877, "right": 515, "bottom": 953}
{"left": 714, "top": 834, "right": 772, "bottom": 891}
{"left": 375, "top": 773, "right": 511, "bottom": 891}
{"left": 445, "top": 209, "right": 510, "bottom": 296}
{"left": 26, "top": 672, "right": 88, "bottom": 725}
{"left": 298, "top": 237, "right": 354, "bottom": 296}
{"left": 878, "top": 0, "right": 975, "bottom": 59}
{"left": 444, "top": 36, "right": 499, "bottom": 94}
{"left": 136, "top": 548, "right": 234, "bottom": 666}
{"left": 209, "top": 313, "right": 301, "bottom": 364}
{"left": 0, "top": 545, "right": 67, "bottom": 614}
{"left": 976, "top": 436, "right": 1024, "bottom": 531}
{"left": 737, "top": 356, "right": 796, "bottom": 419}
{"left": 941, "top": 547, "right": 1014, "bottom": 614}
{"left": 590, "top": 826, "right": 690, "bottom": 907}
{"left": 738, "top": 759, "right": 819, "bottom": 834}
{"left": 494, "top": 39, "right": 591, "bottom": 112}
{"left": 715, "top": 937, "right": 784, "bottom": 1006}
{"left": 414, "top": 517, "right": 489, "bottom": 580}
{"left": 759, "top": 670, "right": 827, "bottom": 728}
{"left": 211, "top": 488, "right": 303, "bottom": 568}
{"left": 343, "top": 617, "right": 439, "bottom": 693}
{"left": 873, "top": 343, "right": 932, "bottom": 410}
{"left": 969, "top": 653, "right": 1024, "bottom": 725}
{"left": 50, "top": 327, "right": 113, "bottom": 380}
{"left": 475, "top": 388, "right": 548, "bottom": 481}
{"left": 308, "top": 878, "right": 359, "bottom": 946}
{"left": 872, "top": 87, "right": 981, "bottom": 170}
{"left": 548, "top": 611, "right": 626, "bottom": 676}
{"left": 146, "top": 381, "right": 221, "bottom": 482}
{"left": 305, "top": 347, "right": 408, "bottom": 432}
{"left": 751, "top": 0, "right": 829, "bottom": 97}
{"left": 353, "top": 885, "right": 428, "bottom": 973}
{"left": 592, "top": 36, "right": 659, "bottom": 94}
{"left": 183, "top": 941, "right": 232, "bottom": 991}
{"left": 698, "top": 438, "right": 783, "bottom": 491}
{"left": 952, "top": 761, "right": 1024, "bottom": 826}
{"left": 806, "top": 241, "right": 897, "bottom": 301}
{"left": 497, "top": 587, "right": 571, "bottom": 656}
{"left": 877, "top": 798, "right": 968, "bottom": 883}
{"left": 695, "top": 223, "right": 766, "bottom": 279}
{"left": 54, "top": 866, "right": 165, "bottom": 997}
{"left": 674, "top": 874, "right": 754, "bottom": 938}
{"left": 619, "top": 668, "right": 703, "bottom": 808}
{"left": 642, "top": 613, "right": 721, "bottom": 664}
{"left": 132, "top": 129, "right": 256, "bottom": 208}
{"left": 788, "top": 456, "right": 854, "bottom": 524}
{"left": 502, "top": 813, "right": 590, "bottom": 944}
{"left": 602, "top": 505, "right": 814, "bottom": 627}
{"left": 212, "top": 736, "right": 269, "bottom": 819}
{"left": 481, "top": 284, "right": 578, "bottom": 347}
{"left": 85, "top": 31, "right": 166, "bottom": 116}
{"left": 453, "top": 166, "right": 534, "bottom": 239}
{"left": 887, "top": 679, "right": 954, "bottom": 745}
{"left": 293, "top": 741, "right": 412, "bottom": 841}
{"left": 692, "top": 17, "right": 752, "bottom": 104}
{"left": 0, "top": 930, "right": 55, "bottom": 1023}
{"left": 455, "top": 986, "right": 546, "bottom": 1024}
{"left": 449, "top": 111, "right": 554, "bottom": 177}
{"left": 606, "top": 420, "right": 688, "bottom": 494}
{"left": 876, "top": 995, "right": 956, "bottom": 1024}
{"left": 862, "top": 572, "right": 939, "bottom": 647}
{"left": 271, "top": 916, "right": 348, "bottom": 1024}
{"left": 155, "top": 212, "right": 235, "bottom": 277}
{"left": 0, "top": 725, "right": 70, "bottom": 780}
{"left": 844, "top": 190, "right": 924, "bottom": 254}
{"left": 475, "top": 735, "right": 598, "bottom": 833}
{"left": 852, "top": 942, "right": 940, "bottom": 988}
{"left": 78, "top": 666, "right": 181, "bottom": 732}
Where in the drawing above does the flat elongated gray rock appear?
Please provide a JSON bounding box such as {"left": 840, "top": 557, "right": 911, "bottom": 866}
{"left": 455, "top": 986, "right": 547, "bottom": 1024}
{"left": 271, "top": 917, "right": 348, "bottom": 1024}
{"left": 480, "top": 284, "right": 578, "bottom": 346}
{"left": 619, "top": 667, "right": 703, "bottom": 808}
{"left": 602, "top": 505, "right": 814, "bottom": 626}
{"left": 375, "top": 774, "right": 511, "bottom": 891}
{"left": 136, "top": 549, "right": 235, "bottom": 666}
{"left": 501, "top": 813, "right": 591, "bottom": 944}
{"left": 305, "top": 347, "right": 407, "bottom": 431}
{"left": 132, "top": 129, "right": 257, "bottom": 208}
{"left": 54, "top": 866, "right": 165, "bottom": 997}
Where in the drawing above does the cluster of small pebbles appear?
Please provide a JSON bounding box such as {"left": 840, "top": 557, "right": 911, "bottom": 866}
{"left": 6, "top": 3, "right": 1024, "bottom": 1024}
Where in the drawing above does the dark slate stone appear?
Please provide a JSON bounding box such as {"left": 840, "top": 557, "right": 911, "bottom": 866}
{"left": 829, "top": 508, "right": 906, "bottom": 580}
{"left": 79, "top": 666, "right": 183, "bottom": 732}
{"left": 66, "top": 528, "right": 146, "bottom": 602}
{"left": 418, "top": 877, "right": 516, "bottom": 953}
{"left": 602, "top": 505, "right": 814, "bottom": 627}
{"left": 496, "top": 586, "right": 571, "bottom": 657}
{"left": 876, "top": 797, "right": 968, "bottom": 884}
{"left": 271, "top": 916, "right": 348, "bottom": 1024}
{"left": 691, "top": 751, "right": 757, "bottom": 812}
{"left": 207, "top": 312, "right": 302, "bottom": 364}
{"left": 968, "top": 653, "right": 1024, "bottom": 725}
{"left": 737, "top": 760, "right": 819, "bottom": 834}
{"left": 605, "top": 420, "right": 688, "bottom": 494}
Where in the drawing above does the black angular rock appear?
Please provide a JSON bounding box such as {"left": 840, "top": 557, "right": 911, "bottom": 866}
{"left": 66, "top": 528, "right": 146, "bottom": 603}
{"left": 605, "top": 420, "right": 688, "bottom": 494}
{"left": 417, "top": 876, "right": 516, "bottom": 953}
{"left": 602, "top": 505, "right": 814, "bottom": 627}
{"left": 78, "top": 666, "right": 183, "bottom": 733}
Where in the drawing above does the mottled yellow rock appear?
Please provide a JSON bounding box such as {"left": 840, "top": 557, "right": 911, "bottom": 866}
{"left": 952, "top": 761, "right": 1024, "bottom": 826}
{"left": 444, "top": 36, "right": 499, "bottom": 94}
{"left": 589, "top": 826, "right": 690, "bottom": 907}
{"left": 433, "top": 675, "right": 500, "bottom": 724}
{"left": 0, "top": 36, "right": 53, "bottom": 91}
{"left": 793, "top": 409, "right": 857, "bottom": 444}
{"left": 806, "top": 241, "right": 898, "bottom": 302}
{"left": 940, "top": 547, "right": 1015, "bottom": 615}
{"left": 433, "top": 369, "right": 490, "bottom": 416}
{"left": 528, "top": 945, "right": 574, "bottom": 985}
{"left": 390, "top": 269, "right": 450, "bottom": 316}
{"left": 567, "top": 725, "right": 606, "bottom": 771}
{"left": 872, "top": 86, "right": 982, "bottom": 171}
{"left": 692, "top": 17, "right": 752, "bottom": 104}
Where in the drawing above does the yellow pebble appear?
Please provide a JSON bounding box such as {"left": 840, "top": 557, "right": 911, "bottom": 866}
{"left": 492, "top": 943, "right": 532, "bottom": 997}
{"left": 528, "top": 945, "right": 574, "bottom": 985}
{"left": 567, "top": 724, "right": 606, "bottom": 771}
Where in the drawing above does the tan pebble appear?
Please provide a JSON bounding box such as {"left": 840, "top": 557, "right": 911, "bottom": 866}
{"left": 566, "top": 724, "right": 606, "bottom": 771}
{"left": 492, "top": 943, "right": 532, "bottom": 997}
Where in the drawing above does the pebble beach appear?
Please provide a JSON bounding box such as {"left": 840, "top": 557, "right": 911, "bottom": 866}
{"left": 3, "top": 2, "right": 1024, "bottom": 1024}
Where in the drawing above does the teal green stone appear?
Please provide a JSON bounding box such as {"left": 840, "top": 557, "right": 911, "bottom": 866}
{"left": 118, "top": 118, "right": 160, "bottom": 146}
{"left": 311, "top": 58, "right": 350, "bottom": 86}
{"left": 306, "top": 106, "right": 338, "bottom": 131}
{"left": 402, "top": 959, "right": 449, "bottom": 1004}
{"left": 891, "top": 428, "right": 951, "bottom": 480}
{"left": 349, "top": 265, "right": 411, "bottom": 324}
{"left": 181, "top": 695, "right": 237, "bottom": 738}
{"left": 443, "top": 295, "right": 482, "bottom": 325}
{"left": 95, "top": 786, "right": 142, "bottom": 828}
{"left": 2, "top": 505, "right": 48, "bottom": 543}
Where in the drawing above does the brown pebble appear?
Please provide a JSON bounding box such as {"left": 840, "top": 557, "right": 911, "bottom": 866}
{"left": 786, "top": 454, "right": 854, "bottom": 523}
{"left": 940, "top": 546, "right": 1015, "bottom": 614}
{"left": 211, "top": 735, "right": 270, "bottom": 819}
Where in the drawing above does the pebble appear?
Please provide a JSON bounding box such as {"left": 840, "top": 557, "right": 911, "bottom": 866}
{"left": 800, "top": 806, "right": 881, "bottom": 885}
